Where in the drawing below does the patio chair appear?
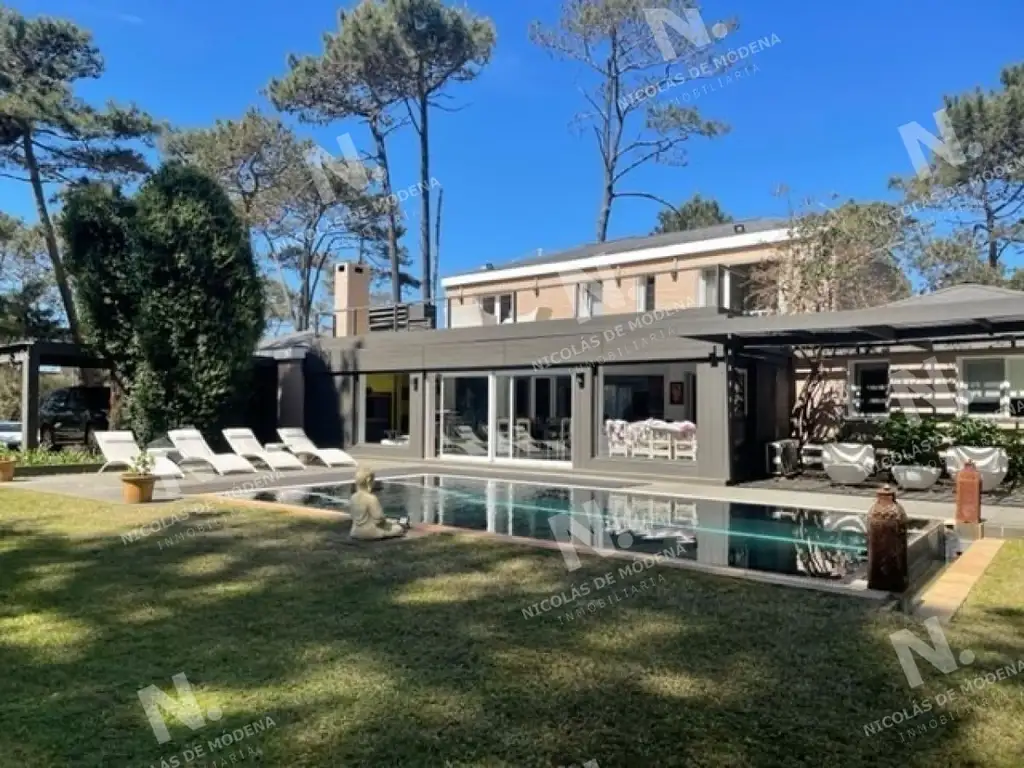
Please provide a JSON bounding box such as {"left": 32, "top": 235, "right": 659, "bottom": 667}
{"left": 669, "top": 421, "right": 698, "bottom": 461}
{"left": 168, "top": 429, "right": 257, "bottom": 475}
{"left": 94, "top": 431, "right": 185, "bottom": 479}
{"left": 821, "top": 443, "right": 876, "bottom": 485}
{"left": 628, "top": 421, "right": 652, "bottom": 458}
{"left": 945, "top": 446, "right": 1009, "bottom": 491}
{"left": 513, "top": 422, "right": 559, "bottom": 457}
{"left": 448, "top": 425, "right": 488, "bottom": 456}
{"left": 647, "top": 421, "right": 674, "bottom": 460}
{"left": 605, "top": 419, "right": 631, "bottom": 457}
{"left": 277, "top": 427, "right": 357, "bottom": 467}
{"left": 222, "top": 428, "right": 305, "bottom": 471}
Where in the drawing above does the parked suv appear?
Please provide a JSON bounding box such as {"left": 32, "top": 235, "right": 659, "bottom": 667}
{"left": 39, "top": 387, "right": 110, "bottom": 449}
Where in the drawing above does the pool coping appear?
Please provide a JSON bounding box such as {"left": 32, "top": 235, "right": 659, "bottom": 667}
{"left": 205, "top": 490, "right": 894, "bottom": 603}
{"left": 912, "top": 538, "right": 1005, "bottom": 624}
{"left": 412, "top": 521, "right": 894, "bottom": 602}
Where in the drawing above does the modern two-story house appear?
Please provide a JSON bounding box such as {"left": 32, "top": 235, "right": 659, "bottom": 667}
{"left": 276, "top": 219, "right": 1024, "bottom": 484}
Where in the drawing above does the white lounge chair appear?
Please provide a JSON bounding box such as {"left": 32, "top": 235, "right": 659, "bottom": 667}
{"left": 95, "top": 431, "right": 185, "bottom": 479}
{"left": 945, "top": 446, "right": 1009, "bottom": 492}
{"left": 222, "top": 428, "right": 305, "bottom": 471}
{"left": 822, "top": 443, "right": 876, "bottom": 485}
{"left": 277, "top": 428, "right": 357, "bottom": 467}
{"left": 449, "top": 425, "right": 488, "bottom": 455}
{"left": 168, "top": 428, "right": 257, "bottom": 475}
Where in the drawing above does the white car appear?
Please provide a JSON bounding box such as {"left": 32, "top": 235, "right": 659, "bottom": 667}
{"left": 0, "top": 421, "right": 21, "bottom": 450}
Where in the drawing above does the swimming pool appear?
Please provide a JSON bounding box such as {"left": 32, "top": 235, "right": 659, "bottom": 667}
{"left": 239, "top": 474, "right": 937, "bottom": 584}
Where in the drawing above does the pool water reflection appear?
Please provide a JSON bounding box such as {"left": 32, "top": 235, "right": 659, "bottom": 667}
{"left": 243, "top": 474, "right": 933, "bottom": 582}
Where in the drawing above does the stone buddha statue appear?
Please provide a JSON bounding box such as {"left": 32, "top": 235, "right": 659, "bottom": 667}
{"left": 349, "top": 468, "right": 406, "bottom": 541}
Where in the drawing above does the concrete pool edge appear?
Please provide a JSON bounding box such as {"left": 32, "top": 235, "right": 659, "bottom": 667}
{"left": 912, "top": 538, "right": 1006, "bottom": 624}
{"left": 202, "top": 485, "right": 897, "bottom": 603}
{"left": 411, "top": 522, "right": 894, "bottom": 601}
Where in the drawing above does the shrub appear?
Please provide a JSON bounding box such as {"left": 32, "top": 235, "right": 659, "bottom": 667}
{"left": 944, "top": 416, "right": 1004, "bottom": 447}
{"left": 62, "top": 164, "right": 264, "bottom": 444}
{"left": 10, "top": 448, "right": 99, "bottom": 466}
{"left": 878, "top": 414, "right": 944, "bottom": 468}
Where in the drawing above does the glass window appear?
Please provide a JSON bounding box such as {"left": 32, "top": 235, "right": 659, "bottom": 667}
{"left": 363, "top": 374, "right": 411, "bottom": 445}
{"left": 438, "top": 375, "right": 490, "bottom": 457}
{"left": 41, "top": 390, "right": 68, "bottom": 410}
{"left": 499, "top": 293, "right": 515, "bottom": 323}
{"left": 1008, "top": 357, "right": 1024, "bottom": 417}
{"left": 963, "top": 358, "right": 1004, "bottom": 415}
{"left": 637, "top": 275, "right": 656, "bottom": 312}
{"left": 497, "top": 373, "right": 572, "bottom": 461}
{"left": 514, "top": 377, "right": 531, "bottom": 419}
{"left": 556, "top": 377, "right": 572, "bottom": 419}
{"left": 534, "top": 378, "right": 552, "bottom": 420}
{"left": 600, "top": 364, "right": 697, "bottom": 462}
{"left": 480, "top": 294, "right": 514, "bottom": 323}
{"left": 701, "top": 267, "right": 719, "bottom": 308}
{"left": 576, "top": 281, "right": 603, "bottom": 318}
{"left": 851, "top": 362, "right": 890, "bottom": 415}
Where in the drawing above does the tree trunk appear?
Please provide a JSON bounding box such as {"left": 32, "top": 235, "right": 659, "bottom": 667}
{"left": 984, "top": 196, "right": 999, "bottom": 270}
{"left": 418, "top": 94, "right": 432, "bottom": 303}
{"left": 370, "top": 121, "right": 401, "bottom": 304}
{"left": 23, "top": 128, "right": 81, "bottom": 343}
{"left": 596, "top": 175, "right": 613, "bottom": 243}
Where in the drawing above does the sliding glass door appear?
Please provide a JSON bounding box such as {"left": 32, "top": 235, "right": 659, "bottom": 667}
{"left": 436, "top": 371, "right": 571, "bottom": 464}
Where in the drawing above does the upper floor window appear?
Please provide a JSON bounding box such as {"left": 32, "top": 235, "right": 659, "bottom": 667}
{"left": 637, "top": 275, "right": 656, "bottom": 312}
{"left": 699, "top": 267, "right": 720, "bottom": 308}
{"left": 576, "top": 281, "right": 603, "bottom": 319}
{"left": 482, "top": 293, "right": 515, "bottom": 323}
{"left": 849, "top": 361, "right": 890, "bottom": 416}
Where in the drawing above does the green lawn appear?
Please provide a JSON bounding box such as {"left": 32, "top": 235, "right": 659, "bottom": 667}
{"left": 1, "top": 487, "right": 1023, "bottom": 767}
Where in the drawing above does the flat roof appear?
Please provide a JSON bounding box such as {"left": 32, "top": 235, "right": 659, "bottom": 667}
{"left": 679, "top": 293, "right": 1024, "bottom": 348}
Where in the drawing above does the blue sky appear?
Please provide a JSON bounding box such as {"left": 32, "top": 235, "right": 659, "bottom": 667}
{"left": 8, "top": 0, "right": 1024, "bottom": 280}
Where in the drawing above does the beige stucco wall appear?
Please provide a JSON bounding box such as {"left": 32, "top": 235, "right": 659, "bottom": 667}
{"left": 443, "top": 244, "right": 780, "bottom": 320}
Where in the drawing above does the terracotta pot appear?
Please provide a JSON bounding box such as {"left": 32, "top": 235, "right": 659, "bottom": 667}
{"left": 121, "top": 474, "right": 156, "bottom": 504}
{"left": 0, "top": 459, "right": 14, "bottom": 483}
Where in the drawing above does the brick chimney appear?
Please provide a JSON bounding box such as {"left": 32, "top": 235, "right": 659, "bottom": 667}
{"left": 334, "top": 262, "right": 370, "bottom": 337}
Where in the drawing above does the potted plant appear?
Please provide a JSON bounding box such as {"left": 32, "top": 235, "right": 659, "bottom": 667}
{"left": 121, "top": 452, "right": 157, "bottom": 504}
{"left": 0, "top": 445, "right": 15, "bottom": 483}
{"left": 879, "top": 414, "right": 943, "bottom": 490}
{"left": 944, "top": 416, "right": 1009, "bottom": 491}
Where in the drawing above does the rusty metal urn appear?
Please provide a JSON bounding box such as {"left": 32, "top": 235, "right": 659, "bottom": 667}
{"left": 867, "top": 485, "right": 909, "bottom": 593}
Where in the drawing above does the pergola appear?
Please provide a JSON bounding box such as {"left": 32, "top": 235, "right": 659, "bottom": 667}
{"left": 680, "top": 287, "right": 1024, "bottom": 350}
{"left": 0, "top": 340, "right": 109, "bottom": 450}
